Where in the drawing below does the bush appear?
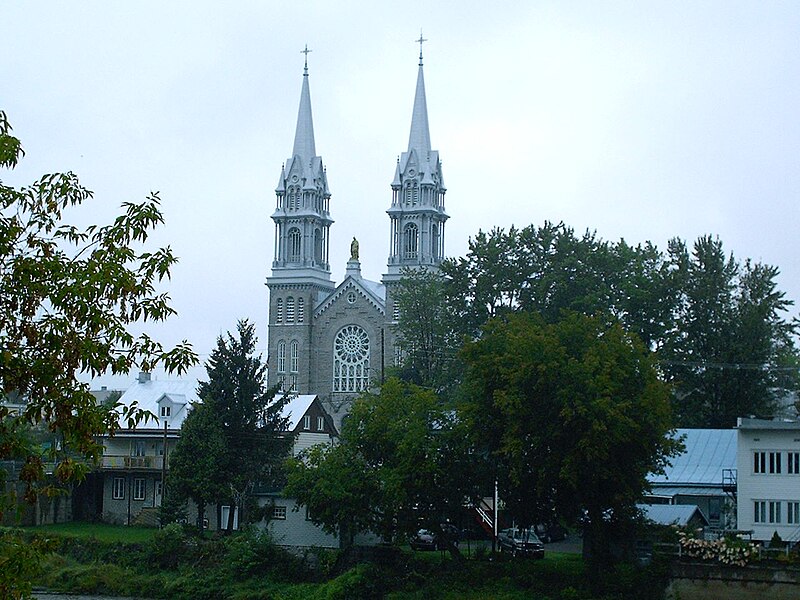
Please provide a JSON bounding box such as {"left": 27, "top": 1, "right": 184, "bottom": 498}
{"left": 145, "top": 522, "right": 189, "bottom": 569}
{"left": 320, "top": 563, "right": 385, "bottom": 600}
{"left": 222, "top": 528, "right": 310, "bottom": 582}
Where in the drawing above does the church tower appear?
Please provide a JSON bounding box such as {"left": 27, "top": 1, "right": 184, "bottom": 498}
{"left": 383, "top": 41, "right": 449, "bottom": 362}
{"left": 267, "top": 50, "right": 334, "bottom": 393}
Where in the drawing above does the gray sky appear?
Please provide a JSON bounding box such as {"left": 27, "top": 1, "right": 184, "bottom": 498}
{"left": 3, "top": 1, "right": 799, "bottom": 389}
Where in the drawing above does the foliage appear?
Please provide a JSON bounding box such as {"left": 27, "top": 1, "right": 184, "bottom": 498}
{"left": 0, "top": 111, "right": 195, "bottom": 597}
{"left": 418, "top": 223, "right": 799, "bottom": 429}
{"left": 285, "top": 378, "right": 484, "bottom": 549}
{"left": 461, "top": 312, "right": 681, "bottom": 577}
{"left": 167, "top": 320, "right": 292, "bottom": 531}
{"left": 392, "top": 268, "right": 461, "bottom": 394}
{"left": 0, "top": 530, "right": 56, "bottom": 599}
{"left": 662, "top": 235, "right": 799, "bottom": 427}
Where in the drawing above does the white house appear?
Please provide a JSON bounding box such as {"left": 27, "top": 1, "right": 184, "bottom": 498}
{"left": 736, "top": 417, "right": 800, "bottom": 543}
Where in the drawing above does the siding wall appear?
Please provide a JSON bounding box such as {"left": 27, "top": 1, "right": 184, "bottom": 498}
{"left": 737, "top": 427, "right": 800, "bottom": 541}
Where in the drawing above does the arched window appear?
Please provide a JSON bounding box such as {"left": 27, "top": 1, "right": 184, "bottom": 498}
{"left": 333, "top": 325, "right": 370, "bottom": 393}
{"left": 290, "top": 340, "right": 299, "bottom": 373}
{"left": 404, "top": 223, "right": 418, "bottom": 259}
{"left": 277, "top": 341, "right": 286, "bottom": 373}
{"left": 432, "top": 224, "right": 440, "bottom": 261}
{"left": 275, "top": 298, "right": 283, "bottom": 324}
{"left": 297, "top": 297, "right": 305, "bottom": 323}
{"left": 313, "top": 228, "right": 323, "bottom": 264}
{"left": 404, "top": 181, "right": 418, "bottom": 205}
{"left": 286, "top": 296, "right": 295, "bottom": 323}
{"left": 288, "top": 228, "right": 301, "bottom": 262}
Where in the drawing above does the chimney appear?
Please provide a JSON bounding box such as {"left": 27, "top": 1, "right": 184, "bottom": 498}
{"left": 138, "top": 372, "right": 151, "bottom": 384}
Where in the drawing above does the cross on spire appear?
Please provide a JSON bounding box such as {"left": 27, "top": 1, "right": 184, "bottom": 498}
{"left": 301, "top": 44, "right": 312, "bottom": 74}
{"left": 415, "top": 31, "right": 427, "bottom": 66}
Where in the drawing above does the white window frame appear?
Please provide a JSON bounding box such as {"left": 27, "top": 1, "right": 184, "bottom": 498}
{"left": 754, "top": 500, "right": 766, "bottom": 523}
{"left": 290, "top": 340, "right": 299, "bottom": 373}
{"left": 789, "top": 502, "right": 800, "bottom": 524}
{"left": 754, "top": 451, "right": 766, "bottom": 474}
{"left": 277, "top": 341, "right": 286, "bottom": 373}
{"left": 160, "top": 405, "right": 171, "bottom": 418}
{"left": 789, "top": 452, "right": 800, "bottom": 474}
{"left": 112, "top": 477, "right": 125, "bottom": 500}
{"left": 288, "top": 228, "right": 301, "bottom": 262}
{"left": 272, "top": 505, "right": 287, "bottom": 520}
{"left": 769, "top": 501, "right": 782, "bottom": 523}
{"left": 133, "top": 478, "right": 146, "bottom": 501}
{"left": 275, "top": 298, "right": 283, "bottom": 324}
{"left": 303, "top": 415, "right": 311, "bottom": 430}
{"left": 317, "top": 416, "right": 324, "bottom": 431}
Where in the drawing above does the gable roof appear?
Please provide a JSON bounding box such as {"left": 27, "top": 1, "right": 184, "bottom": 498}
{"left": 314, "top": 275, "right": 386, "bottom": 317}
{"left": 280, "top": 394, "right": 318, "bottom": 431}
{"left": 650, "top": 429, "right": 736, "bottom": 486}
{"left": 115, "top": 377, "right": 198, "bottom": 430}
{"left": 638, "top": 503, "right": 709, "bottom": 527}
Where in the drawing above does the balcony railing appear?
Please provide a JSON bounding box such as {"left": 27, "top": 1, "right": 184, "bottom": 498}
{"left": 101, "top": 455, "right": 165, "bottom": 470}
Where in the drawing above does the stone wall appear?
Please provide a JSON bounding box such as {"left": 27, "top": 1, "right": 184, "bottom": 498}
{"left": 667, "top": 561, "right": 800, "bottom": 600}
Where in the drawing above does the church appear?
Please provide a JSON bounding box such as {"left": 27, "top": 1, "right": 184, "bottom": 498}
{"left": 266, "top": 45, "right": 449, "bottom": 425}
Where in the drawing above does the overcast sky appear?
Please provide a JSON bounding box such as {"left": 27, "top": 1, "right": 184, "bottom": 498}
{"left": 3, "top": 1, "right": 799, "bottom": 389}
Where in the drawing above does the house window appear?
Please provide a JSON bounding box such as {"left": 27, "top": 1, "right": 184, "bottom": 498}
{"left": 403, "top": 223, "right": 418, "bottom": 259}
{"left": 155, "top": 481, "right": 163, "bottom": 498}
{"left": 133, "top": 478, "right": 146, "bottom": 501}
{"left": 317, "top": 416, "right": 324, "bottom": 431}
{"left": 754, "top": 451, "right": 766, "bottom": 474}
{"left": 770, "top": 501, "right": 782, "bottom": 523}
{"left": 303, "top": 415, "right": 311, "bottom": 430}
{"left": 290, "top": 340, "right": 299, "bottom": 374}
{"left": 275, "top": 298, "right": 283, "bottom": 324}
{"left": 112, "top": 477, "right": 125, "bottom": 500}
{"left": 288, "top": 228, "right": 301, "bottom": 262}
{"left": 160, "top": 405, "right": 171, "bottom": 418}
{"left": 272, "top": 506, "right": 287, "bottom": 520}
{"left": 286, "top": 297, "right": 295, "bottom": 323}
{"left": 332, "top": 325, "right": 370, "bottom": 392}
{"left": 133, "top": 440, "right": 146, "bottom": 457}
{"left": 770, "top": 452, "right": 782, "bottom": 474}
{"left": 754, "top": 501, "right": 766, "bottom": 523}
{"left": 789, "top": 502, "right": 800, "bottom": 524}
{"left": 788, "top": 452, "right": 800, "bottom": 474}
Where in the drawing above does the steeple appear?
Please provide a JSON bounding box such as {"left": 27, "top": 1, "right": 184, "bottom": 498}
{"left": 292, "top": 46, "right": 316, "bottom": 163}
{"left": 269, "top": 46, "right": 334, "bottom": 283}
{"left": 384, "top": 35, "right": 448, "bottom": 282}
{"left": 407, "top": 64, "right": 431, "bottom": 156}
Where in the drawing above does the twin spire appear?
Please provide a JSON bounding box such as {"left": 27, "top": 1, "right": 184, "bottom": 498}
{"left": 290, "top": 38, "right": 432, "bottom": 162}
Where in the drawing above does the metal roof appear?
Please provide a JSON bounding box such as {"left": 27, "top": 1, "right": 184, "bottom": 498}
{"left": 280, "top": 394, "right": 318, "bottom": 431}
{"left": 638, "top": 503, "right": 709, "bottom": 527}
{"left": 115, "top": 377, "right": 198, "bottom": 430}
{"left": 650, "top": 429, "right": 736, "bottom": 486}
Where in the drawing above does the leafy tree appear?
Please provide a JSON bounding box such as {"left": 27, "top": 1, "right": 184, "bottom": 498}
{"left": 0, "top": 111, "right": 195, "bottom": 597}
{"left": 392, "top": 268, "right": 461, "bottom": 393}
{"left": 194, "top": 319, "right": 292, "bottom": 531}
{"left": 162, "top": 396, "right": 227, "bottom": 528}
{"left": 663, "top": 235, "right": 799, "bottom": 427}
{"left": 284, "top": 378, "right": 482, "bottom": 554}
{"left": 461, "top": 312, "right": 680, "bottom": 578}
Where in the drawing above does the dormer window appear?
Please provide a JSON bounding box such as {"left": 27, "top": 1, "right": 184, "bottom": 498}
{"left": 160, "top": 405, "right": 171, "bottom": 418}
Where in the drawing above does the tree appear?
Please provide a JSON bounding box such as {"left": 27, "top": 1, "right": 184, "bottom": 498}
{"left": 161, "top": 396, "right": 228, "bottom": 529}
{"left": 392, "top": 268, "right": 461, "bottom": 393}
{"left": 663, "top": 236, "right": 799, "bottom": 427}
{"left": 193, "top": 319, "right": 292, "bottom": 531}
{"left": 284, "top": 378, "right": 482, "bottom": 554}
{"left": 0, "top": 111, "right": 195, "bottom": 597}
{"left": 461, "top": 312, "right": 680, "bottom": 578}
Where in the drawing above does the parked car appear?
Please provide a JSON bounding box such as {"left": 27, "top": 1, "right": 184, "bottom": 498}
{"left": 497, "top": 527, "right": 545, "bottom": 558}
{"left": 409, "top": 529, "right": 438, "bottom": 551}
{"left": 535, "top": 522, "right": 567, "bottom": 543}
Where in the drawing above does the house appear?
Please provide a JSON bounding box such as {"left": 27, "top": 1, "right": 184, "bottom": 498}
{"left": 646, "top": 429, "right": 737, "bottom": 529}
{"left": 736, "top": 417, "right": 800, "bottom": 543}
{"left": 258, "top": 394, "right": 343, "bottom": 547}
{"left": 96, "top": 372, "right": 196, "bottom": 526}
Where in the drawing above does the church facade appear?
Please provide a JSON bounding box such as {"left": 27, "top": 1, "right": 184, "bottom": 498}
{"left": 266, "top": 49, "right": 448, "bottom": 422}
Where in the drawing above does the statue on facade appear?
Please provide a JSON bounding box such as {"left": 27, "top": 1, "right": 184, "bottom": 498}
{"left": 350, "top": 237, "right": 359, "bottom": 260}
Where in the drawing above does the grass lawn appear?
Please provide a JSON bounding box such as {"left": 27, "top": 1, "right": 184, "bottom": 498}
{"left": 21, "top": 521, "right": 159, "bottom": 543}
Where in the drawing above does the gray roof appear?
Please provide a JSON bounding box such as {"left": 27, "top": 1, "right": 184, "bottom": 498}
{"left": 650, "top": 429, "right": 736, "bottom": 486}
{"left": 638, "top": 503, "right": 709, "bottom": 527}
{"left": 737, "top": 417, "right": 800, "bottom": 431}
{"left": 281, "top": 394, "right": 318, "bottom": 431}
{"left": 116, "top": 377, "right": 198, "bottom": 430}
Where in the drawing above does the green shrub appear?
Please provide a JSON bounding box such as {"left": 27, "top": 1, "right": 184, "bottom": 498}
{"left": 321, "top": 563, "right": 385, "bottom": 600}
{"left": 145, "top": 522, "right": 188, "bottom": 569}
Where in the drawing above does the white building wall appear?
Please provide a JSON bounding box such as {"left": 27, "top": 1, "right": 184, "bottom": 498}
{"left": 737, "top": 421, "right": 800, "bottom": 542}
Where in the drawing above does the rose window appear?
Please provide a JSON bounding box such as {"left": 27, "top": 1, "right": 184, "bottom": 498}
{"left": 333, "top": 325, "right": 370, "bottom": 392}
